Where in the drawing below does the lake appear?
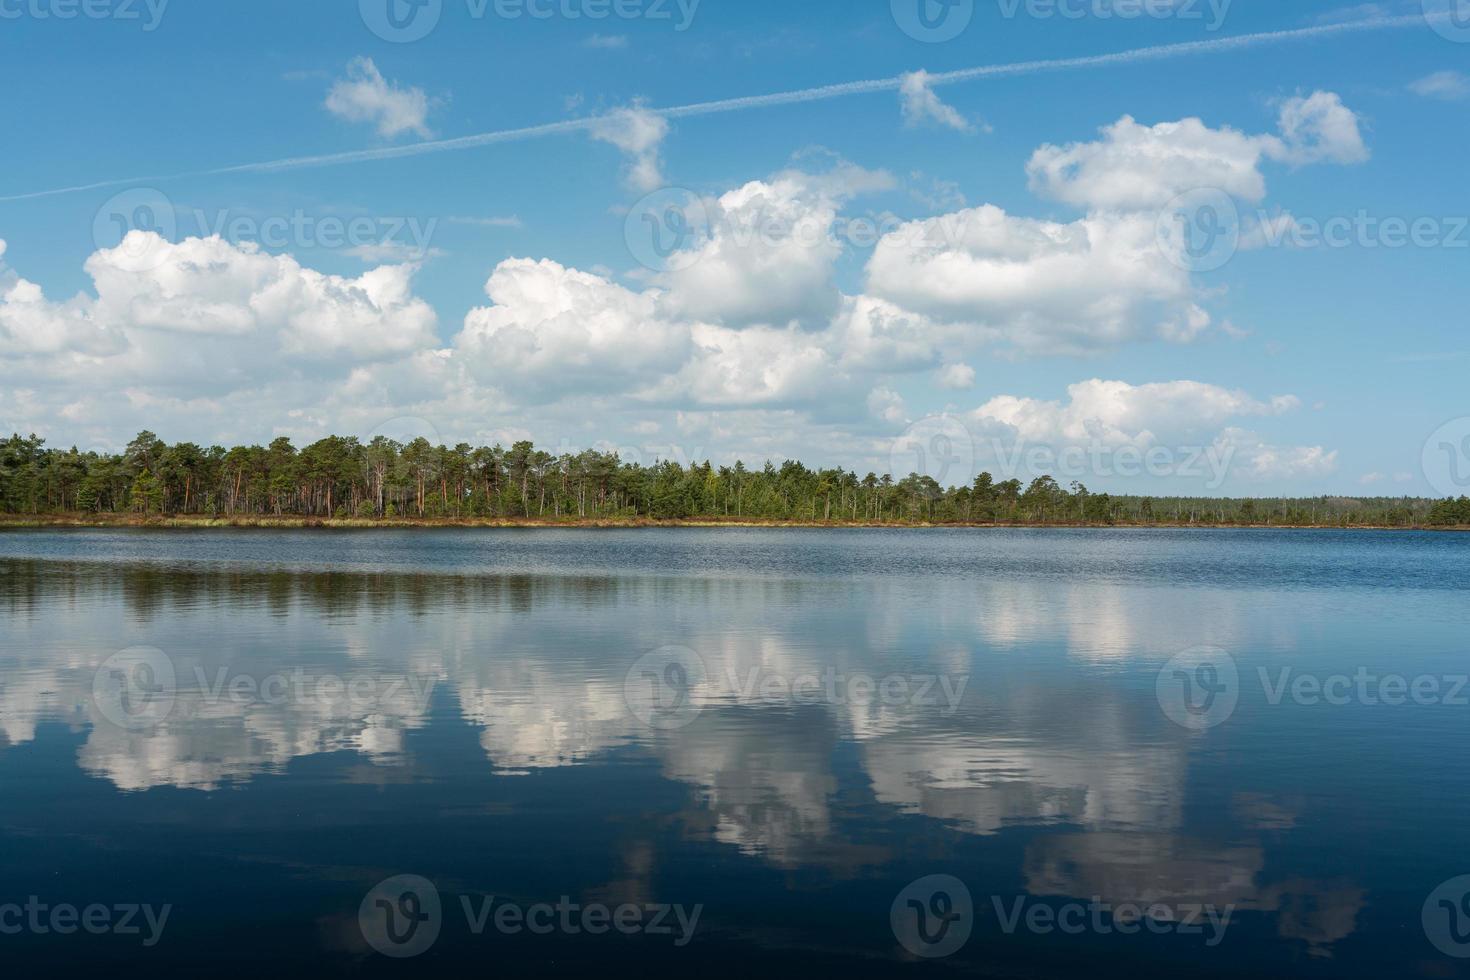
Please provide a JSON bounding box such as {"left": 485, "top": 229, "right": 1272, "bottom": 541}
{"left": 2, "top": 527, "right": 1468, "bottom": 977}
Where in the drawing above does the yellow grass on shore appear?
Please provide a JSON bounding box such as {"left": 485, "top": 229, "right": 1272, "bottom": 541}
{"left": 0, "top": 513, "right": 1463, "bottom": 531}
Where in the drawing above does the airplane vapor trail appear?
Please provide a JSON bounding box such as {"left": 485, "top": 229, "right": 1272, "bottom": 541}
{"left": 0, "top": 12, "right": 1433, "bottom": 204}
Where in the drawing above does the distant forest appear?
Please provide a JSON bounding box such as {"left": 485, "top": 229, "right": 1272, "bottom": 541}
{"left": 2, "top": 431, "right": 1467, "bottom": 527}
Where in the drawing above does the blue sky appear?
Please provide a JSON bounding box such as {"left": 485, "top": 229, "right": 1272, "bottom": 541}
{"left": 1, "top": 0, "right": 1467, "bottom": 496}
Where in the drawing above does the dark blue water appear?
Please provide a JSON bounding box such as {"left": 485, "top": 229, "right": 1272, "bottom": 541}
{"left": 1, "top": 528, "right": 1468, "bottom": 977}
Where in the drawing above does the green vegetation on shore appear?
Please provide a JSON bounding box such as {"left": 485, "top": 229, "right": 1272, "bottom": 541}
{"left": 3, "top": 431, "right": 1466, "bottom": 529}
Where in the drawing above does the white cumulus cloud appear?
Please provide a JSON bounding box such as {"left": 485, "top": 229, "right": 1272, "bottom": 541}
{"left": 1268, "top": 91, "right": 1369, "bottom": 166}
{"left": 658, "top": 166, "right": 890, "bottom": 328}
{"left": 899, "top": 70, "right": 974, "bottom": 132}
{"left": 865, "top": 206, "right": 1210, "bottom": 355}
{"left": 1212, "top": 428, "right": 1340, "bottom": 480}
{"left": 1028, "top": 115, "right": 1272, "bottom": 210}
{"left": 1409, "top": 70, "right": 1470, "bottom": 101}
{"left": 971, "top": 379, "right": 1301, "bottom": 448}
{"left": 1027, "top": 93, "right": 1366, "bottom": 210}
{"left": 325, "top": 58, "right": 434, "bottom": 140}
{"left": 0, "top": 98, "right": 1357, "bottom": 489}
{"left": 456, "top": 257, "right": 689, "bottom": 401}
{"left": 937, "top": 363, "right": 976, "bottom": 389}
{"left": 590, "top": 106, "right": 670, "bottom": 193}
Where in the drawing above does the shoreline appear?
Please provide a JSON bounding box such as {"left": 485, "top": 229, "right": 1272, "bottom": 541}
{"left": 1, "top": 514, "right": 1465, "bottom": 532}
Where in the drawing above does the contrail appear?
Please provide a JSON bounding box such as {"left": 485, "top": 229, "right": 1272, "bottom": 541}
{"left": 0, "top": 12, "right": 1434, "bottom": 204}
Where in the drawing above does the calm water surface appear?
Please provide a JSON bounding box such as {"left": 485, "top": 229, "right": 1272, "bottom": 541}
{"left": 1, "top": 528, "right": 1467, "bottom": 977}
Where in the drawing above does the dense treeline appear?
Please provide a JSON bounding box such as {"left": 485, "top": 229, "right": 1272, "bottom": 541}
{"left": 0, "top": 431, "right": 1463, "bottom": 527}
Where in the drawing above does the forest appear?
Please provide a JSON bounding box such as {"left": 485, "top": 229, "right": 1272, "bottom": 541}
{"left": 1, "top": 431, "right": 1466, "bottom": 527}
